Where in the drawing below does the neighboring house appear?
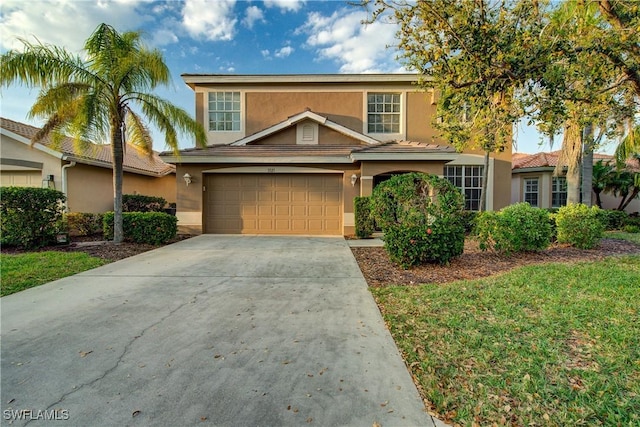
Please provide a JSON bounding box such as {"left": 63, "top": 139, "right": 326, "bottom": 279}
{"left": 161, "top": 74, "right": 512, "bottom": 235}
{"left": 1, "top": 117, "right": 176, "bottom": 213}
{"left": 511, "top": 150, "right": 640, "bottom": 213}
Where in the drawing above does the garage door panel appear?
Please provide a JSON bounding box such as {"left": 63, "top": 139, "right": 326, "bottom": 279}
{"left": 258, "top": 205, "right": 273, "bottom": 216}
{"left": 206, "top": 173, "right": 342, "bottom": 235}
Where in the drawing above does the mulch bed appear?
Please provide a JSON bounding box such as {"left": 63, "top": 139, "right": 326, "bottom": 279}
{"left": 1, "top": 234, "right": 194, "bottom": 262}
{"left": 351, "top": 238, "right": 640, "bottom": 288}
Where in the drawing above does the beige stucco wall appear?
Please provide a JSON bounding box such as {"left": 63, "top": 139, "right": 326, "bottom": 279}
{"left": 0, "top": 136, "right": 62, "bottom": 189}
{"left": 246, "top": 92, "right": 363, "bottom": 136}
{"left": 405, "top": 91, "right": 440, "bottom": 143}
{"left": 66, "top": 164, "right": 176, "bottom": 213}
{"left": 493, "top": 159, "right": 512, "bottom": 210}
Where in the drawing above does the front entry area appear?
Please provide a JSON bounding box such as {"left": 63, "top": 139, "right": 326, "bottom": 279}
{"left": 204, "top": 173, "right": 343, "bottom": 235}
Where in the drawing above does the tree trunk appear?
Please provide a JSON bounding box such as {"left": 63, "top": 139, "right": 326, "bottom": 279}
{"left": 581, "top": 123, "right": 594, "bottom": 206}
{"left": 619, "top": 188, "right": 639, "bottom": 211}
{"left": 478, "top": 150, "right": 490, "bottom": 212}
{"left": 111, "top": 120, "right": 125, "bottom": 244}
{"left": 558, "top": 119, "right": 582, "bottom": 205}
{"left": 594, "top": 190, "right": 603, "bottom": 208}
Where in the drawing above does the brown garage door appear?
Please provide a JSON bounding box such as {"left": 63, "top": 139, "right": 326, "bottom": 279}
{"left": 205, "top": 173, "right": 342, "bottom": 235}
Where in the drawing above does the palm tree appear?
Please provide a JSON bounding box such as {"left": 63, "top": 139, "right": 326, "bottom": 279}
{"left": 592, "top": 159, "right": 615, "bottom": 208}
{"left": 0, "top": 23, "right": 206, "bottom": 243}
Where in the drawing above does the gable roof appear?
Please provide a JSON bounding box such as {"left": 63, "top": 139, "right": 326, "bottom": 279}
{"left": 1, "top": 117, "right": 175, "bottom": 177}
{"left": 230, "top": 110, "right": 380, "bottom": 146}
{"left": 512, "top": 150, "right": 614, "bottom": 171}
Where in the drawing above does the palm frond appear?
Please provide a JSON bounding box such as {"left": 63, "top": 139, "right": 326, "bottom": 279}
{"left": 128, "top": 92, "right": 207, "bottom": 152}
{"left": 124, "top": 109, "right": 154, "bottom": 156}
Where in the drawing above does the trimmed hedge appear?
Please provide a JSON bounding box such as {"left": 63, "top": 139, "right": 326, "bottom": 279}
{"left": 555, "top": 203, "right": 604, "bottom": 249}
{"left": 122, "top": 194, "right": 167, "bottom": 212}
{"left": 103, "top": 212, "right": 177, "bottom": 244}
{"left": 65, "top": 212, "right": 104, "bottom": 236}
{"left": 474, "top": 203, "right": 552, "bottom": 255}
{"left": 370, "top": 172, "right": 465, "bottom": 268}
{"left": 0, "top": 187, "right": 66, "bottom": 248}
{"left": 354, "top": 196, "right": 374, "bottom": 238}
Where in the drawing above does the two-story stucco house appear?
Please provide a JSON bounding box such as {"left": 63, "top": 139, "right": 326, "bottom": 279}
{"left": 161, "top": 74, "right": 512, "bottom": 235}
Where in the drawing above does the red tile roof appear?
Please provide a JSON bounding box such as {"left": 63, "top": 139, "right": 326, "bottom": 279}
{"left": 512, "top": 150, "right": 614, "bottom": 170}
{"left": 1, "top": 117, "right": 175, "bottom": 176}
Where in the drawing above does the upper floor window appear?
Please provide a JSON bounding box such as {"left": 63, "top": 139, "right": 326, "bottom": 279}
{"left": 444, "top": 165, "right": 483, "bottom": 211}
{"left": 552, "top": 176, "right": 567, "bottom": 208}
{"left": 367, "top": 93, "right": 400, "bottom": 133}
{"left": 524, "top": 178, "right": 539, "bottom": 207}
{"left": 208, "top": 92, "right": 240, "bottom": 131}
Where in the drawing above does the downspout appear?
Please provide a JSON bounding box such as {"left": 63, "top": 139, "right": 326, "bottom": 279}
{"left": 61, "top": 160, "right": 77, "bottom": 211}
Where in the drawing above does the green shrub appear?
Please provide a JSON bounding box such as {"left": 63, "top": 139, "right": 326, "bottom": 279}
{"left": 474, "top": 203, "right": 552, "bottom": 255}
{"left": 122, "top": 194, "right": 167, "bottom": 212}
{"left": 65, "top": 212, "right": 104, "bottom": 236}
{"left": 623, "top": 216, "right": 640, "bottom": 228}
{"left": 555, "top": 203, "right": 604, "bottom": 249}
{"left": 103, "top": 212, "right": 177, "bottom": 244}
{"left": 622, "top": 224, "right": 640, "bottom": 233}
{"left": 354, "top": 196, "right": 374, "bottom": 238}
{"left": 460, "top": 210, "right": 478, "bottom": 234}
{"left": 370, "top": 172, "right": 465, "bottom": 268}
{"left": 0, "top": 187, "right": 66, "bottom": 249}
{"left": 597, "top": 209, "right": 628, "bottom": 230}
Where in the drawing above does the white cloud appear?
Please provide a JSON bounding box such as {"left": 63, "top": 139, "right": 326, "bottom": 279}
{"left": 261, "top": 49, "right": 271, "bottom": 57}
{"left": 298, "top": 8, "right": 403, "bottom": 74}
{"left": 243, "top": 5, "right": 265, "bottom": 29}
{"left": 0, "top": 0, "right": 151, "bottom": 52}
{"left": 274, "top": 45, "right": 294, "bottom": 58}
{"left": 182, "top": 0, "right": 237, "bottom": 41}
{"left": 152, "top": 28, "right": 179, "bottom": 46}
{"left": 264, "top": 0, "right": 305, "bottom": 12}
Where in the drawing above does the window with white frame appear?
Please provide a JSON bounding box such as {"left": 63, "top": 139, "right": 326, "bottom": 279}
{"left": 552, "top": 176, "right": 567, "bottom": 207}
{"left": 208, "top": 92, "right": 241, "bottom": 131}
{"left": 367, "top": 93, "right": 401, "bottom": 133}
{"left": 524, "top": 178, "right": 539, "bottom": 207}
{"left": 444, "top": 165, "right": 483, "bottom": 211}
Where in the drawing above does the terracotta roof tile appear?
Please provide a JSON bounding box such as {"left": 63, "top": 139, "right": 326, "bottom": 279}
{"left": 1, "top": 117, "right": 174, "bottom": 176}
{"left": 512, "top": 150, "right": 614, "bottom": 170}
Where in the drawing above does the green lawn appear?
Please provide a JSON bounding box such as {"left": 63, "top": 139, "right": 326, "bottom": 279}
{"left": 1, "top": 251, "right": 107, "bottom": 297}
{"left": 372, "top": 255, "right": 640, "bottom": 426}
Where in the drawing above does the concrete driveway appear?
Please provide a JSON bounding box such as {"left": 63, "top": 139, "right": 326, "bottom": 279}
{"left": 1, "top": 235, "right": 445, "bottom": 426}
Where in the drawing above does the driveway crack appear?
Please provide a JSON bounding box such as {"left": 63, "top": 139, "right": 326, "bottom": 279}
{"left": 33, "top": 287, "right": 214, "bottom": 422}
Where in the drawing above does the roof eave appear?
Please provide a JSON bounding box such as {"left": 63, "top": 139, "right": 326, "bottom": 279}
{"left": 351, "top": 152, "right": 459, "bottom": 161}
{"left": 160, "top": 155, "right": 354, "bottom": 164}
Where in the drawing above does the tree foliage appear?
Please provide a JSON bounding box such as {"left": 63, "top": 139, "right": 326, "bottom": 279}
{"left": 0, "top": 23, "right": 207, "bottom": 243}
{"left": 362, "top": 0, "right": 639, "bottom": 208}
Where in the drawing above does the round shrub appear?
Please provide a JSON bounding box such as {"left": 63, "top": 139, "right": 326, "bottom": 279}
{"left": 370, "top": 172, "right": 465, "bottom": 268}
{"left": 474, "top": 203, "right": 552, "bottom": 255}
{"left": 354, "top": 196, "right": 374, "bottom": 238}
{"left": 0, "top": 187, "right": 66, "bottom": 248}
{"left": 555, "top": 203, "right": 604, "bottom": 249}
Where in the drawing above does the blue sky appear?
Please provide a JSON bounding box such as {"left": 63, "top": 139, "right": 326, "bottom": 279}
{"left": 0, "top": 0, "right": 593, "bottom": 153}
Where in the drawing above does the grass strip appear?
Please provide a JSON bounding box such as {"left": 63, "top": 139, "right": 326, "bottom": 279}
{"left": 372, "top": 255, "right": 640, "bottom": 426}
{"left": 1, "top": 251, "right": 107, "bottom": 297}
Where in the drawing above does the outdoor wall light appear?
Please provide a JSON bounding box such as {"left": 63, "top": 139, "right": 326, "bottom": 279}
{"left": 183, "top": 173, "right": 192, "bottom": 187}
{"left": 350, "top": 174, "right": 358, "bottom": 187}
